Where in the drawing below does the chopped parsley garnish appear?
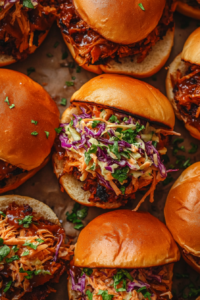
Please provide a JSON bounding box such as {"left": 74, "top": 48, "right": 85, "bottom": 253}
{"left": 137, "top": 287, "right": 151, "bottom": 300}
{"left": 6, "top": 255, "right": 19, "bottom": 264}
{"left": 76, "top": 66, "right": 81, "bottom": 73}
{"left": 62, "top": 51, "right": 68, "bottom": 59}
{"left": 46, "top": 53, "right": 53, "bottom": 58}
{"left": 92, "top": 120, "right": 101, "bottom": 128}
{"left": 23, "top": 0, "right": 34, "bottom": 8}
{"left": 120, "top": 186, "right": 126, "bottom": 195}
{"left": 113, "top": 269, "right": 132, "bottom": 292}
{"left": 72, "top": 76, "right": 76, "bottom": 80}
{"left": 0, "top": 238, "right": 3, "bottom": 246}
{"left": 0, "top": 245, "right": 10, "bottom": 261}
{"left": 60, "top": 98, "right": 67, "bottom": 106}
{"left": 138, "top": 3, "right": 145, "bottom": 10}
{"left": 4, "top": 97, "right": 10, "bottom": 105}
{"left": 112, "top": 167, "right": 129, "bottom": 183}
{"left": 18, "top": 215, "right": 33, "bottom": 228}
{"left": 66, "top": 203, "right": 88, "bottom": 230}
{"left": 55, "top": 127, "right": 63, "bottom": 134}
{"left": 97, "top": 290, "right": 114, "bottom": 300}
{"left": 12, "top": 246, "right": 19, "bottom": 253}
{"left": 23, "top": 241, "right": 38, "bottom": 250}
{"left": 9, "top": 104, "right": 15, "bottom": 109}
{"left": 31, "top": 120, "right": 38, "bottom": 125}
{"left": 53, "top": 41, "right": 59, "bottom": 48}
{"left": 21, "top": 250, "right": 30, "bottom": 257}
{"left": 66, "top": 81, "right": 74, "bottom": 87}
{"left": 162, "top": 174, "right": 173, "bottom": 186}
{"left": 0, "top": 211, "right": 6, "bottom": 218}
{"left": 84, "top": 145, "right": 97, "bottom": 165}
{"left": 34, "top": 269, "right": 51, "bottom": 276}
{"left": 82, "top": 268, "right": 93, "bottom": 276}
{"left": 19, "top": 268, "right": 51, "bottom": 279}
{"left": 45, "top": 131, "right": 50, "bottom": 138}
{"left": 189, "top": 143, "right": 198, "bottom": 154}
{"left": 35, "top": 238, "right": 44, "bottom": 244}
{"left": 108, "top": 141, "right": 121, "bottom": 160}
{"left": 3, "top": 280, "right": 12, "bottom": 293}
{"left": 86, "top": 290, "right": 93, "bottom": 300}
{"left": 70, "top": 120, "right": 74, "bottom": 126}
{"left": 31, "top": 131, "right": 38, "bottom": 136}
{"left": 109, "top": 115, "right": 120, "bottom": 124}
{"left": 175, "top": 273, "right": 189, "bottom": 279}
{"left": 27, "top": 67, "right": 35, "bottom": 76}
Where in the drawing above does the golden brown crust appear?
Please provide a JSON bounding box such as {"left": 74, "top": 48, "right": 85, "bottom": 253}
{"left": 176, "top": 1, "right": 200, "bottom": 20}
{"left": 0, "top": 194, "right": 60, "bottom": 225}
{"left": 71, "top": 74, "right": 175, "bottom": 129}
{"left": 74, "top": 210, "right": 180, "bottom": 268}
{"left": 181, "top": 27, "right": 200, "bottom": 65}
{"left": 0, "top": 69, "right": 59, "bottom": 170}
{"left": 164, "top": 162, "right": 200, "bottom": 257}
{"left": 73, "top": 0, "right": 166, "bottom": 44}
{"left": 0, "top": 156, "right": 49, "bottom": 194}
{"left": 64, "top": 29, "right": 174, "bottom": 78}
{"left": 166, "top": 53, "right": 200, "bottom": 140}
{"left": 0, "top": 30, "right": 50, "bottom": 67}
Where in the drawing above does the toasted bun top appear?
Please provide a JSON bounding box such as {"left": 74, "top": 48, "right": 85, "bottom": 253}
{"left": 74, "top": 210, "right": 180, "bottom": 268}
{"left": 165, "top": 162, "right": 200, "bottom": 256}
{"left": 181, "top": 27, "right": 200, "bottom": 65}
{"left": 71, "top": 74, "right": 175, "bottom": 129}
{"left": 0, "top": 69, "right": 59, "bottom": 170}
{"left": 73, "top": 0, "right": 166, "bottom": 44}
{"left": 0, "top": 195, "right": 60, "bottom": 225}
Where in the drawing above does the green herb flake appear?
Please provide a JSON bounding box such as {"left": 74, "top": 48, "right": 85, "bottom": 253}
{"left": 74, "top": 223, "right": 84, "bottom": 230}
{"left": 66, "top": 203, "right": 88, "bottom": 230}
{"left": 55, "top": 127, "right": 63, "bottom": 134}
{"left": 0, "top": 245, "right": 10, "bottom": 262}
{"left": 162, "top": 174, "right": 173, "bottom": 186}
{"left": 71, "top": 76, "right": 76, "bottom": 80}
{"left": 97, "top": 290, "right": 114, "bottom": 300}
{"left": 3, "top": 280, "right": 12, "bottom": 293}
{"left": 189, "top": 143, "right": 198, "bottom": 154}
{"left": 60, "top": 98, "right": 67, "bottom": 106}
{"left": 84, "top": 145, "right": 97, "bottom": 165}
{"left": 76, "top": 66, "right": 81, "bottom": 73}
{"left": 92, "top": 120, "right": 101, "bottom": 128}
{"left": 27, "top": 67, "right": 35, "bottom": 76}
{"left": 77, "top": 207, "right": 88, "bottom": 219}
{"left": 45, "top": 131, "right": 50, "bottom": 139}
{"left": 23, "top": 0, "right": 34, "bottom": 8}
{"left": 109, "top": 115, "right": 120, "bottom": 124}
{"left": 0, "top": 211, "right": 6, "bottom": 218}
{"left": 0, "top": 238, "right": 3, "bottom": 246}
{"left": 112, "top": 167, "right": 129, "bottom": 183}
{"left": 66, "top": 81, "right": 74, "bottom": 87}
{"left": 21, "top": 250, "right": 30, "bottom": 257}
{"left": 68, "top": 61, "right": 75, "bottom": 68}
{"left": 53, "top": 41, "right": 59, "bottom": 48}
{"left": 18, "top": 215, "right": 33, "bottom": 228}
{"left": 138, "top": 3, "right": 145, "bottom": 10}
{"left": 137, "top": 287, "right": 151, "bottom": 300}
{"left": 62, "top": 51, "right": 68, "bottom": 59}
{"left": 120, "top": 186, "right": 126, "bottom": 195}
{"left": 35, "top": 238, "right": 44, "bottom": 244}
{"left": 175, "top": 273, "right": 189, "bottom": 279}
{"left": 12, "top": 246, "right": 19, "bottom": 253}
{"left": 31, "top": 120, "right": 38, "bottom": 125}
{"left": 82, "top": 268, "right": 93, "bottom": 276}
{"left": 31, "top": 131, "right": 38, "bottom": 136}
{"left": 23, "top": 240, "right": 38, "bottom": 250}
{"left": 9, "top": 104, "right": 15, "bottom": 109}
{"left": 6, "top": 255, "right": 19, "bottom": 264}
{"left": 4, "top": 96, "right": 10, "bottom": 105}
{"left": 86, "top": 290, "right": 93, "bottom": 300}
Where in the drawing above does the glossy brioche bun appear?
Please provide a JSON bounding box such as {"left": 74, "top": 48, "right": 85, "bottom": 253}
{"left": 164, "top": 162, "right": 200, "bottom": 272}
{"left": 0, "top": 30, "right": 50, "bottom": 67}
{"left": 64, "top": 29, "right": 174, "bottom": 78}
{"left": 71, "top": 74, "right": 175, "bottom": 129}
{"left": 74, "top": 210, "right": 180, "bottom": 268}
{"left": 0, "top": 194, "right": 60, "bottom": 225}
{"left": 181, "top": 27, "right": 200, "bottom": 65}
{"left": 73, "top": 0, "right": 165, "bottom": 44}
{"left": 0, "top": 69, "right": 59, "bottom": 171}
{"left": 176, "top": 1, "right": 200, "bottom": 20}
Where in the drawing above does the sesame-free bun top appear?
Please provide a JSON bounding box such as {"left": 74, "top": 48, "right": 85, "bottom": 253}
{"left": 71, "top": 74, "right": 175, "bottom": 129}
{"left": 73, "top": 0, "right": 166, "bottom": 44}
{"left": 0, "top": 69, "right": 59, "bottom": 170}
{"left": 165, "top": 162, "right": 200, "bottom": 256}
{"left": 74, "top": 210, "right": 180, "bottom": 268}
{"left": 181, "top": 27, "right": 200, "bottom": 65}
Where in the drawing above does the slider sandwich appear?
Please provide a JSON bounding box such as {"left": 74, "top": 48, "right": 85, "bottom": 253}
{"left": 57, "top": 0, "right": 175, "bottom": 78}
{"left": 165, "top": 162, "right": 200, "bottom": 273}
{"left": 166, "top": 27, "right": 200, "bottom": 140}
{"left": 0, "top": 0, "right": 55, "bottom": 66}
{"left": 0, "top": 195, "right": 73, "bottom": 299}
{"left": 176, "top": 0, "right": 200, "bottom": 19}
{"left": 53, "top": 74, "right": 177, "bottom": 209}
{"left": 0, "top": 69, "right": 59, "bottom": 193}
{"left": 69, "top": 210, "right": 180, "bottom": 300}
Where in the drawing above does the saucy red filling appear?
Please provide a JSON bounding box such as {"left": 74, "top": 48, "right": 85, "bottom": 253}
{"left": 172, "top": 64, "right": 200, "bottom": 131}
{"left": 57, "top": 0, "right": 174, "bottom": 65}
{"left": 0, "top": 203, "right": 71, "bottom": 300}
{"left": 0, "top": 1, "right": 55, "bottom": 60}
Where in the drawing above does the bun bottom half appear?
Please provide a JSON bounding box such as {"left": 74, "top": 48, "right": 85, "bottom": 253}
{"left": 166, "top": 53, "right": 200, "bottom": 140}
{"left": 0, "top": 156, "right": 49, "bottom": 194}
{"left": 63, "top": 29, "right": 174, "bottom": 78}
{"left": 0, "top": 30, "right": 50, "bottom": 67}
{"left": 176, "top": 2, "right": 200, "bottom": 19}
